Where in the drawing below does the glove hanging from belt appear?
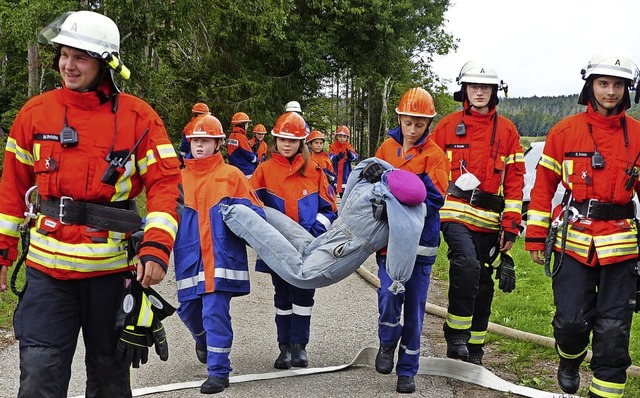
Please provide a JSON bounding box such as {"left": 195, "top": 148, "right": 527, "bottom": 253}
{"left": 115, "top": 273, "right": 176, "bottom": 368}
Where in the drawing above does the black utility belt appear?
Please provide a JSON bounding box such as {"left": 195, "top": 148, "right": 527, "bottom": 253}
{"left": 39, "top": 197, "right": 142, "bottom": 233}
{"left": 570, "top": 199, "right": 635, "bottom": 221}
{"left": 446, "top": 183, "right": 505, "bottom": 213}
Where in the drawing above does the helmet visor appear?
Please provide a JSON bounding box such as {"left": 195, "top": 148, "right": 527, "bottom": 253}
{"left": 37, "top": 12, "right": 74, "bottom": 46}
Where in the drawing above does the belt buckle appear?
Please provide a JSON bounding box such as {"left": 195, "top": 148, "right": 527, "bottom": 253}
{"left": 586, "top": 198, "right": 598, "bottom": 219}
{"left": 469, "top": 189, "right": 479, "bottom": 205}
{"left": 59, "top": 196, "right": 73, "bottom": 225}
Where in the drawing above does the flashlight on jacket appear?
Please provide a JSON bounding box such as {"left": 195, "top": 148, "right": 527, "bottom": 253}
{"left": 102, "top": 52, "right": 130, "bottom": 80}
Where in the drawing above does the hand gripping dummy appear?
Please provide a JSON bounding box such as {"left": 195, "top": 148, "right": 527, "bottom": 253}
{"left": 115, "top": 273, "right": 176, "bottom": 367}
{"left": 221, "top": 158, "right": 426, "bottom": 293}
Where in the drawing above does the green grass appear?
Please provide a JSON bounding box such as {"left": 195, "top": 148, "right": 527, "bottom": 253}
{"left": 433, "top": 238, "right": 640, "bottom": 396}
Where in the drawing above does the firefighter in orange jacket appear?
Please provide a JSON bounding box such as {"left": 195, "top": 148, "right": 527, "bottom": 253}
{"left": 430, "top": 61, "right": 524, "bottom": 367}
{"left": 175, "top": 114, "right": 265, "bottom": 394}
{"left": 250, "top": 112, "right": 337, "bottom": 370}
{"left": 374, "top": 87, "right": 450, "bottom": 394}
{"left": 0, "top": 11, "right": 182, "bottom": 397}
{"left": 227, "top": 112, "right": 258, "bottom": 177}
{"left": 249, "top": 123, "right": 269, "bottom": 163}
{"left": 307, "top": 130, "right": 337, "bottom": 189}
{"left": 329, "top": 125, "right": 358, "bottom": 195}
{"left": 526, "top": 52, "right": 640, "bottom": 398}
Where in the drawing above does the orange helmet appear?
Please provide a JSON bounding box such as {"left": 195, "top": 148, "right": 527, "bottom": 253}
{"left": 306, "top": 130, "right": 325, "bottom": 143}
{"left": 185, "top": 114, "right": 225, "bottom": 140}
{"left": 231, "top": 112, "right": 251, "bottom": 125}
{"left": 395, "top": 87, "right": 437, "bottom": 118}
{"left": 335, "top": 125, "right": 350, "bottom": 136}
{"left": 271, "top": 112, "right": 308, "bottom": 140}
{"left": 192, "top": 102, "right": 209, "bottom": 114}
{"left": 253, "top": 124, "right": 267, "bottom": 134}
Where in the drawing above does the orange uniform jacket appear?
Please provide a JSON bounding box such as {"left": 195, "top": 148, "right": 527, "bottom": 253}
{"left": 525, "top": 103, "right": 640, "bottom": 266}
{"left": 228, "top": 126, "right": 257, "bottom": 176}
{"left": 175, "top": 152, "right": 264, "bottom": 300}
{"left": 248, "top": 137, "right": 268, "bottom": 163}
{"left": 0, "top": 82, "right": 182, "bottom": 279}
{"left": 375, "top": 126, "right": 450, "bottom": 248}
{"left": 329, "top": 141, "right": 358, "bottom": 193}
{"left": 430, "top": 108, "right": 525, "bottom": 236}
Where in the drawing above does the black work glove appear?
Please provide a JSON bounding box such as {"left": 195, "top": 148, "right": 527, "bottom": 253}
{"left": 117, "top": 325, "right": 151, "bottom": 368}
{"left": 495, "top": 252, "right": 516, "bottom": 293}
{"left": 360, "top": 162, "right": 385, "bottom": 183}
{"left": 334, "top": 152, "right": 345, "bottom": 161}
{"left": 147, "top": 317, "right": 169, "bottom": 361}
{"left": 344, "top": 150, "right": 350, "bottom": 160}
{"left": 251, "top": 141, "right": 260, "bottom": 153}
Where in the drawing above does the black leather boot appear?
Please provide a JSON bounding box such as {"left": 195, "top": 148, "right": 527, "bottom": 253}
{"left": 274, "top": 344, "right": 292, "bottom": 369}
{"left": 557, "top": 358, "right": 581, "bottom": 394}
{"left": 375, "top": 346, "right": 395, "bottom": 374}
{"left": 195, "top": 343, "right": 208, "bottom": 364}
{"left": 446, "top": 339, "right": 469, "bottom": 361}
{"left": 291, "top": 343, "right": 308, "bottom": 367}
{"left": 396, "top": 376, "right": 416, "bottom": 393}
{"left": 465, "top": 347, "right": 484, "bottom": 366}
{"left": 200, "top": 376, "right": 229, "bottom": 394}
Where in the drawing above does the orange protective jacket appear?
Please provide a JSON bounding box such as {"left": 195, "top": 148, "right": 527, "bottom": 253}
{"left": 0, "top": 82, "right": 182, "bottom": 279}
{"left": 430, "top": 107, "right": 525, "bottom": 236}
{"left": 228, "top": 126, "right": 257, "bottom": 176}
{"left": 175, "top": 152, "right": 264, "bottom": 300}
{"left": 248, "top": 137, "right": 268, "bottom": 163}
{"left": 329, "top": 141, "right": 358, "bottom": 193}
{"left": 525, "top": 103, "right": 640, "bottom": 266}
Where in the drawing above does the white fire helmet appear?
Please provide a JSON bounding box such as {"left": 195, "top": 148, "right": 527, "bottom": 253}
{"left": 456, "top": 61, "right": 501, "bottom": 85}
{"left": 38, "top": 11, "right": 120, "bottom": 57}
{"left": 284, "top": 101, "right": 302, "bottom": 113}
{"left": 581, "top": 52, "right": 639, "bottom": 84}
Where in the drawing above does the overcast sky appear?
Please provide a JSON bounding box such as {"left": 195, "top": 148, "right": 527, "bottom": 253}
{"left": 430, "top": 0, "right": 640, "bottom": 98}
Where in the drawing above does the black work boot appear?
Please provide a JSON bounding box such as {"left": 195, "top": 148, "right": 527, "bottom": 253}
{"left": 465, "top": 351, "right": 483, "bottom": 366}
{"left": 396, "top": 376, "right": 416, "bottom": 394}
{"left": 375, "top": 346, "right": 395, "bottom": 374}
{"left": 291, "top": 344, "right": 308, "bottom": 367}
{"left": 446, "top": 339, "right": 469, "bottom": 361}
{"left": 274, "top": 344, "right": 292, "bottom": 369}
{"left": 200, "top": 376, "right": 229, "bottom": 394}
{"left": 195, "top": 343, "right": 208, "bottom": 364}
{"left": 557, "top": 358, "right": 581, "bottom": 394}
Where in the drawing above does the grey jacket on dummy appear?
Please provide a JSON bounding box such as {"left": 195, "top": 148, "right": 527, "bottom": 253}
{"left": 220, "top": 157, "right": 426, "bottom": 294}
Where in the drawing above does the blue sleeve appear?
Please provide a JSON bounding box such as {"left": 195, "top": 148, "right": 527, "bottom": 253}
{"left": 179, "top": 136, "right": 190, "bottom": 154}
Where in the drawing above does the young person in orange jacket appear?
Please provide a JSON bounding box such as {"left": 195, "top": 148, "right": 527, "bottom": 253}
{"left": 526, "top": 52, "right": 640, "bottom": 398}
{"left": 249, "top": 123, "right": 269, "bottom": 163}
{"left": 0, "top": 11, "right": 182, "bottom": 397}
{"left": 373, "top": 87, "right": 450, "bottom": 394}
{"left": 307, "top": 130, "right": 337, "bottom": 190}
{"left": 175, "top": 114, "right": 265, "bottom": 394}
{"left": 250, "top": 112, "right": 337, "bottom": 370}
{"left": 227, "top": 112, "right": 258, "bottom": 177}
{"left": 329, "top": 125, "right": 358, "bottom": 196}
{"left": 179, "top": 102, "right": 210, "bottom": 161}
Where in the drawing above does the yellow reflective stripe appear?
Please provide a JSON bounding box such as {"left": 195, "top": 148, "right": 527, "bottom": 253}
{"left": 539, "top": 154, "right": 561, "bottom": 176}
{"left": 590, "top": 376, "right": 625, "bottom": 398}
{"left": 0, "top": 214, "right": 23, "bottom": 238}
{"left": 469, "top": 330, "right": 486, "bottom": 345}
{"left": 562, "top": 160, "right": 574, "bottom": 190}
{"left": 555, "top": 229, "right": 591, "bottom": 257}
{"left": 27, "top": 245, "right": 128, "bottom": 272}
{"left": 443, "top": 200, "right": 501, "bottom": 222}
{"left": 514, "top": 152, "right": 524, "bottom": 162}
{"left": 136, "top": 293, "right": 155, "bottom": 328}
{"left": 505, "top": 153, "right": 515, "bottom": 165}
{"left": 594, "top": 230, "right": 639, "bottom": 259}
{"left": 6, "top": 137, "right": 35, "bottom": 166}
{"left": 29, "top": 229, "right": 126, "bottom": 256}
{"left": 156, "top": 143, "right": 178, "bottom": 159}
{"left": 557, "top": 345, "right": 588, "bottom": 360}
{"left": 446, "top": 312, "right": 472, "bottom": 330}
{"left": 144, "top": 211, "right": 178, "bottom": 239}
{"left": 504, "top": 199, "right": 522, "bottom": 213}
{"left": 112, "top": 158, "right": 135, "bottom": 202}
{"left": 146, "top": 148, "right": 158, "bottom": 167}
{"left": 137, "top": 155, "right": 149, "bottom": 176}
{"left": 527, "top": 210, "right": 551, "bottom": 228}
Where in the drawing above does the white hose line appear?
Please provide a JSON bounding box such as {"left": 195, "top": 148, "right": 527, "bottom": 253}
{"left": 68, "top": 347, "right": 573, "bottom": 398}
{"left": 355, "top": 265, "right": 640, "bottom": 378}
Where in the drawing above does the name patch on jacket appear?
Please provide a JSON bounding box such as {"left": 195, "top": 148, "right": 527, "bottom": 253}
{"left": 565, "top": 151, "right": 595, "bottom": 158}
{"left": 227, "top": 139, "right": 239, "bottom": 146}
{"left": 445, "top": 144, "right": 469, "bottom": 149}
{"left": 35, "top": 133, "right": 60, "bottom": 142}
